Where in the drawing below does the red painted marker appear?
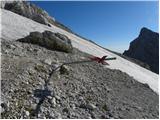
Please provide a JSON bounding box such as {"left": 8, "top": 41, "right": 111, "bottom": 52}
{"left": 90, "top": 55, "right": 109, "bottom": 65}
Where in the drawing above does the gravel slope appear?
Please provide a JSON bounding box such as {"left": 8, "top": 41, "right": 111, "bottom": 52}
{"left": 1, "top": 40, "right": 159, "bottom": 119}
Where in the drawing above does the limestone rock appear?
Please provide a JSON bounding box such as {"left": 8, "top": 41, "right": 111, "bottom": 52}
{"left": 17, "top": 31, "right": 73, "bottom": 53}
{"left": 2, "top": 1, "right": 72, "bottom": 32}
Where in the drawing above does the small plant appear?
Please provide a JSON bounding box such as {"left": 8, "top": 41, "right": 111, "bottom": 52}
{"left": 86, "top": 95, "right": 93, "bottom": 101}
{"left": 34, "top": 65, "right": 47, "bottom": 73}
{"left": 60, "top": 65, "right": 69, "bottom": 75}
{"left": 102, "top": 104, "right": 108, "bottom": 111}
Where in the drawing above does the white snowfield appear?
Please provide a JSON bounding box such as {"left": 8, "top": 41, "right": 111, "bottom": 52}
{"left": 1, "top": 9, "right": 159, "bottom": 93}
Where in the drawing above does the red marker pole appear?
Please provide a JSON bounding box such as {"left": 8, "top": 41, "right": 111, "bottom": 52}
{"left": 62, "top": 57, "right": 116, "bottom": 65}
{"left": 104, "top": 57, "right": 116, "bottom": 61}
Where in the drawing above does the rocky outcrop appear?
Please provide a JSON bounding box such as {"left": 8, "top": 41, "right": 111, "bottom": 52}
{"left": 2, "top": 1, "right": 54, "bottom": 26}
{"left": 2, "top": 1, "right": 72, "bottom": 32}
{"left": 123, "top": 27, "right": 159, "bottom": 74}
{"left": 17, "top": 31, "right": 73, "bottom": 53}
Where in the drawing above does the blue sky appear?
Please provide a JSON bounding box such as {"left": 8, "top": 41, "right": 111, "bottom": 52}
{"left": 31, "top": 1, "right": 158, "bottom": 53}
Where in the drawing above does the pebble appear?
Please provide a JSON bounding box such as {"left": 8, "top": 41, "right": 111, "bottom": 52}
{"left": 70, "top": 103, "right": 76, "bottom": 109}
{"left": 44, "top": 58, "right": 52, "bottom": 65}
{"left": 52, "top": 64, "right": 60, "bottom": 71}
{"left": 4, "top": 50, "right": 9, "bottom": 54}
{"left": 48, "top": 111, "right": 55, "bottom": 118}
{"left": 63, "top": 107, "right": 69, "bottom": 113}
{"left": 70, "top": 112, "right": 78, "bottom": 118}
{"left": 1, "top": 102, "right": 9, "bottom": 112}
{"left": 25, "top": 110, "right": 30, "bottom": 116}
{"left": 27, "top": 89, "right": 32, "bottom": 94}
{"left": 86, "top": 103, "right": 97, "bottom": 110}
{"left": 55, "top": 95, "right": 61, "bottom": 101}
{"left": 38, "top": 114, "right": 46, "bottom": 119}
{"left": 55, "top": 112, "right": 62, "bottom": 119}
{"left": 105, "top": 86, "right": 112, "bottom": 92}
{"left": 31, "top": 103, "right": 37, "bottom": 110}
{"left": 51, "top": 97, "right": 56, "bottom": 107}
{"left": 135, "top": 106, "right": 142, "bottom": 111}
{"left": 87, "top": 116, "right": 92, "bottom": 119}
{"left": 101, "top": 114, "right": 110, "bottom": 119}
{"left": 47, "top": 96, "right": 53, "bottom": 99}
{"left": 7, "top": 44, "right": 16, "bottom": 49}
{"left": 78, "top": 96, "right": 84, "bottom": 101}
{"left": 27, "top": 48, "right": 33, "bottom": 52}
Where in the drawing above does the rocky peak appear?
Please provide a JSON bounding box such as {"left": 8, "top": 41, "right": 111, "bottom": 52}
{"left": 139, "top": 27, "right": 158, "bottom": 39}
{"left": 140, "top": 27, "right": 152, "bottom": 34}
{"left": 123, "top": 27, "right": 159, "bottom": 74}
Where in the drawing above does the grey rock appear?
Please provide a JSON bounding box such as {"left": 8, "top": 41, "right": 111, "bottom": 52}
{"left": 6, "top": 44, "right": 16, "bottom": 49}
{"left": 86, "top": 103, "right": 97, "bottom": 110}
{"left": 38, "top": 114, "right": 46, "bottom": 119}
{"left": 24, "top": 110, "right": 30, "bottom": 116}
{"left": 47, "top": 96, "right": 53, "bottom": 99}
{"left": 70, "top": 112, "right": 79, "bottom": 118}
{"left": 87, "top": 116, "right": 92, "bottom": 119}
{"left": 70, "top": 103, "right": 76, "bottom": 109}
{"left": 31, "top": 103, "right": 37, "bottom": 110}
{"left": 62, "top": 107, "right": 69, "bottom": 113}
{"left": 52, "top": 64, "right": 61, "bottom": 71}
{"left": 3, "top": 1, "right": 55, "bottom": 25}
{"left": 78, "top": 96, "right": 84, "bottom": 101}
{"left": 55, "top": 95, "right": 61, "bottom": 101}
{"left": 4, "top": 50, "right": 9, "bottom": 54}
{"left": 80, "top": 103, "right": 96, "bottom": 110}
{"left": 101, "top": 114, "right": 110, "bottom": 119}
{"left": 3, "top": 1, "right": 73, "bottom": 32}
{"left": 105, "top": 86, "right": 112, "bottom": 92}
{"left": 48, "top": 112, "right": 55, "bottom": 119}
{"left": 17, "top": 31, "right": 73, "bottom": 53}
{"left": 47, "top": 86, "right": 55, "bottom": 96}
{"left": 44, "top": 58, "right": 52, "bottom": 65}
{"left": 55, "top": 112, "right": 62, "bottom": 119}
{"left": 51, "top": 97, "right": 56, "bottom": 107}
{"left": 1, "top": 102, "right": 9, "bottom": 113}
{"left": 90, "top": 111, "right": 96, "bottom": 118}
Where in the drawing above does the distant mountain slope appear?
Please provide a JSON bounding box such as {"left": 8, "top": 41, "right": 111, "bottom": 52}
{"left": 123, "top": 27, "right": 159, "bottom": 74}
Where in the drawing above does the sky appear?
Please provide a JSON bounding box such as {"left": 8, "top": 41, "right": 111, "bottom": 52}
{"left": 31, "top": 1, "right": 159, "bottom": 53}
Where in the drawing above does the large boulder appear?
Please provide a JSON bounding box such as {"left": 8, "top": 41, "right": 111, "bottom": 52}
{"left": 17, "top": 31, "right": 73, "bottom": 53}
{"left": 123, "top": 27, "right": 159, "bottom": 74}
